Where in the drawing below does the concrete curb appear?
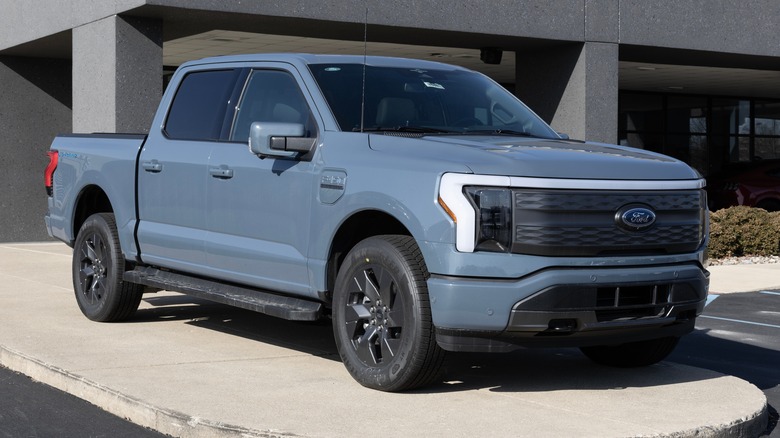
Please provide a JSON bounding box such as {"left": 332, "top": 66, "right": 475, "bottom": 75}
{"left": 0, "top": 345, "right": 296, "bottom": 438}
{"left": 1, "top": 343, "right": 769, "bottom": 438}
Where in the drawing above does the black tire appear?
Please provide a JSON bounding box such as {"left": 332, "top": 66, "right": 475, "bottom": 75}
{"left": 332, "top": 235, "right": 445, "bottom": 391}
{"left": 580, "top": 336, "right": 680, "bottom": 368}
{"left": 72, "top": 213, "right": 143, "bottom": 322}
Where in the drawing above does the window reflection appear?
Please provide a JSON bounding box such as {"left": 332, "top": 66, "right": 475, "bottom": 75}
{"left": 755, "top": 101, "right": 780, "bottom": 136}
{"left": 619, "top": 92, "right": 780, "bottom": 176}
{"left": 618, "top": 94, "right": 663, "bottom": 150}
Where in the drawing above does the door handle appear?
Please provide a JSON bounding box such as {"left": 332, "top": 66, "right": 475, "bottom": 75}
{"left": 141, "top": 160, "right": 162, "bottom": 173}
{"left": 209, "top": 165, "right": 234, "bottom": 179}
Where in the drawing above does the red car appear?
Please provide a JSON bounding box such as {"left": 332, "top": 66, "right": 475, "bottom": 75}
{"left": 707, "top": 161, "right": 780, "bottom": 211}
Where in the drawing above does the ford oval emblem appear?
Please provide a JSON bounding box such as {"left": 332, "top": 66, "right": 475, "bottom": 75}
{"left": 616, "top": 206, "right": 657, "bottom": 231}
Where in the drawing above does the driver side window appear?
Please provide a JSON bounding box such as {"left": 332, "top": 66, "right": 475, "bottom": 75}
{"left": 230, "top": 70, "right": 315, "bottom": 142}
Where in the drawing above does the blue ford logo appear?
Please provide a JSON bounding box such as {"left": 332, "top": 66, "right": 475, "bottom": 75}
{"left": 616, "top": 206, "right": 657, "bottom": 231}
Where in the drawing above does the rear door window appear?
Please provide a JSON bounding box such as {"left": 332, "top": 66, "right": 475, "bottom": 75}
{"left": 164, "top": 69, "right": 240, "bottom": 140}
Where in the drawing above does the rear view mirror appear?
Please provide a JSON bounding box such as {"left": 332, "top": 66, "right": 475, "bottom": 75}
{"left": 248, "top": 122, "right": 315, "bottom": 158}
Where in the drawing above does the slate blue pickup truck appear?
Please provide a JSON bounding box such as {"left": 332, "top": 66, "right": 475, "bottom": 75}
{"left": 45, "top": 53, "right": 709, "bottom": 391}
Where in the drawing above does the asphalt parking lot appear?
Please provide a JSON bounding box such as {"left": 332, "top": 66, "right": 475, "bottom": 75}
{"left": 670, "top": 290, "right": 780, "bottom": 437}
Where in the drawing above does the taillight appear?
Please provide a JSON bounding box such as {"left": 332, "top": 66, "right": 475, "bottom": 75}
{"left": 45, "top": 150, "right": 58, "bottom": 196}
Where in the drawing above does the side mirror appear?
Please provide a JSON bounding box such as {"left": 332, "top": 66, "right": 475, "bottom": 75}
{"left": 248, "top": 122, "right": 315, "bottom": 158}
{"left": 557, "top": 132, "right": 570, "bottom": 140}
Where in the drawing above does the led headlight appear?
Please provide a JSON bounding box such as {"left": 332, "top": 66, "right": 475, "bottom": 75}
{"left": 465, "top": 187, "right": 513, "bottom": 252}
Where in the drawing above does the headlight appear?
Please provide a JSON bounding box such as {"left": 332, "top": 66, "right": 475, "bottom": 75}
{"left": 465, "top": 187, "right": 512, "bottom": 252}
{"left": 438, "top": 173, "right": 512, "bottom": 253}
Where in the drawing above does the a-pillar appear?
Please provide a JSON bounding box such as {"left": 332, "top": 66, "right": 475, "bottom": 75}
{"left": 72, "top": 15, "right": 162, "bottom": 133}
{"left": 515, "top": 41, "right": 619, "bottom": 144}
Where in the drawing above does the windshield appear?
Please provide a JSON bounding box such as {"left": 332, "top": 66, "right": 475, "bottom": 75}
{"left": 309, "top": 63, "right": 559, "bottom": 138}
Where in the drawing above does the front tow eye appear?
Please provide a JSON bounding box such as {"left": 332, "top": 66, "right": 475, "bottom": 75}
{"left": 547, "top": 319, "right": 577, "bottom": 333}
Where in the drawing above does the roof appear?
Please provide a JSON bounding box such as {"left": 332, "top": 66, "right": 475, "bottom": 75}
{"left": 180, "top": 53, "right": 468, "bottom": 71}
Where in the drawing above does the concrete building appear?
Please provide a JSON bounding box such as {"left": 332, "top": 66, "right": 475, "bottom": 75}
{"left": 2, "top": 0, "right": 780, "bottom": 242}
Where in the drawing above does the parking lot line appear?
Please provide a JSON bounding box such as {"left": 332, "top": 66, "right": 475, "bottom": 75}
{"left": 699, "top": 315, "right": 780, "bottom": 329}
{"left": 759, "top": 291, "right": 780, "bottom": 296}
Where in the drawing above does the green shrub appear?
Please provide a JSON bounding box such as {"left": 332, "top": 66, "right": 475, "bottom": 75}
{"left": 708, "top": 206, "right": 780, "bottom": 258}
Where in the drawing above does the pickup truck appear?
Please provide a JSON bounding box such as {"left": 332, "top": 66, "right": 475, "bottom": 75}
{"left": 45, "top": 53, "right": 709, "bottom": 391}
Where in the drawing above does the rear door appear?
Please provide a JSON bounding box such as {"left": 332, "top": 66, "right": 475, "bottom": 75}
{"left": 136, "top": 68, "right": 244, "bottom": 273}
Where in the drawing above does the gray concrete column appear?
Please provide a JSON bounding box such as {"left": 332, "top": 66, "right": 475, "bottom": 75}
{"left": 515, "top": 41, "right": 618, "bottom": 144}
{"left": 73, "top": 15, "right": 162, "bottom": 133}
{"left": 0, "top": 56, "right": 71, "bottom": 242}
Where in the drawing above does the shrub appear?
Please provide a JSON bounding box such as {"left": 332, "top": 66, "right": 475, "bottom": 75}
{"left": 708, "top": 206, "right": 780, "bottom": 258}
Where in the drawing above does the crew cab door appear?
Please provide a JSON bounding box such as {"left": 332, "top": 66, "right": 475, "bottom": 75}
{"left": 136, "top": 68, "right": 244, "bottom": 272}
{"left": 204, "top": 67, "right": 316, "bottom": 295}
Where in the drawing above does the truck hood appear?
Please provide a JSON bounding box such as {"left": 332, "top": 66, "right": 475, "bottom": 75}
{"left": 368, "top": 134, "right": 701, "bottom": 181}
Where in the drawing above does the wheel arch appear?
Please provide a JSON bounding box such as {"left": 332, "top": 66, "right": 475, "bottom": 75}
{"left": 325, "top": 209, "right": 413, "bottom": 302}
{"left": 73, "top": 185, "right": 114, "bottom": 239}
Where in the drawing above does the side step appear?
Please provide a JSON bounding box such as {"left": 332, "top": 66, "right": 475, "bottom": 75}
{"left": 124, "top": 266, "right": 322, "bottom": 321}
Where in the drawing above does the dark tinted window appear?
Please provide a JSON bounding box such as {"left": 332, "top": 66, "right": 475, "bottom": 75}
{"left": 618, "top": 93, "right": 663, "bottom": 151}
{"left": 230, "top": 70, "right": 315, "bottom": 142}
{"left": 309, "top": 63, "right": 557, "bottom": 138}
{"left": 165, "top": 69, "right": 238, "bottom": 140}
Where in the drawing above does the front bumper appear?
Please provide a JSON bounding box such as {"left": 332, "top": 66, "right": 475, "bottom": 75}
{"left": 427, "top": 263, "right": 708, "bottom": 352}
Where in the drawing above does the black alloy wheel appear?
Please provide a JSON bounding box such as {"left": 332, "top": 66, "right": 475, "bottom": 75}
{"left": 72, "top": 213, "right": 143, "bottom": 322}
{"left": 333, "top": 235, "right": 444, "bottom": 391}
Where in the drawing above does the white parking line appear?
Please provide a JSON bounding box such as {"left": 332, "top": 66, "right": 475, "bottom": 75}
{"left": 705, "top": 294, "right": 719, "bottom": 307}
{"left": 699, "top": 315, "right": 780, "bottom": 329}
{"left": 759, "top": 291, "right": 780, "bottom": 296}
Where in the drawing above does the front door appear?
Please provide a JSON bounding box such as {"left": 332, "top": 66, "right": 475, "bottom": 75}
{"left": 204, "top": 67, "right": 318, "bottom": 296}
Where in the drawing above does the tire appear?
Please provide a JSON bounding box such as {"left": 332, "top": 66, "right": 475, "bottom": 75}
{"left": 332, "top": 235, "right": 445, "bottom": 391}
{"left": 72, "top": 213, "right": 143, "bottom": 322}
{"left": 580, "top": 336, "right": 680, "bottom": 368}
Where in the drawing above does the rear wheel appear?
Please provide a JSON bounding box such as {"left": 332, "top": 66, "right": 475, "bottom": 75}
{"left": 580, "top": 337, "right": 680, "bottom": 367}
{"left": 72, "top": 213, "right": 143, "bottom": 322}
{"left": 332, "top": 235, "right": 445, "bottom": 391}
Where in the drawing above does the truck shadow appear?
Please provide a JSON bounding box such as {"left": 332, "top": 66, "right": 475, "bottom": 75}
{"left": 130, "top": 292, "right": 778, "bottom": 397}
{"left": 130, "top": 292, "right": 340, "bottom": 360}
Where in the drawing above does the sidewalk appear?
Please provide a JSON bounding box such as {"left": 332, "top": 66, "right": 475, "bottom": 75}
{"left": 0, "top": 242, "right": 769, "bottom": 438}
{"left": 708, "top": 262, "right": 780, "bottom": 293}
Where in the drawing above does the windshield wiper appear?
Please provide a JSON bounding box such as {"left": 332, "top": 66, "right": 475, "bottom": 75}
{"left": 461, "top": 129, "right": 537, "bottom": 137}
{"left": 356, "top": 126, "right": 457, "bottom": 134}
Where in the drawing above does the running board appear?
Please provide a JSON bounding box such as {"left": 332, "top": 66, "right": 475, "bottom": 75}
{"left": 124, "top": 266, "right": 322, "bottom": 321}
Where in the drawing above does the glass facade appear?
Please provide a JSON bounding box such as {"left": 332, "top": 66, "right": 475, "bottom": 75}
{"left": 619, "top": 92, "right": 780, "bottom": 177}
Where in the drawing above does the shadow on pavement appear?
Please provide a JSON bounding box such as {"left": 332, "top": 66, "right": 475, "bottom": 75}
{"left": 131, "top": 293, "right": 340, "bottom": 360}
{"left": 125, "top": 293, "right": 744, "bottom": 396}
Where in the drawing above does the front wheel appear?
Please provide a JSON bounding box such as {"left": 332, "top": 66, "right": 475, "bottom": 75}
{"left": 332, "top": 235, "right": 445, "bottom": 391}
{"left": 72, "top": 213, "right": 143, "bottom": 322}
{"left": 580, "top": 337, "right": 680, "bottom": 368}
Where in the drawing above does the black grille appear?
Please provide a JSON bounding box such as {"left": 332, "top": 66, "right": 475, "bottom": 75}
{"left": 511, "top": 189, "right": 705, "bottom": 257}
{"left": 595, "top": 285, "right": 671, "bottom": 322}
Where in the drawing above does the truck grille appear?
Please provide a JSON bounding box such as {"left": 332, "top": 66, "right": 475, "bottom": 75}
{"left": 511, "top": 189, "right": 705, "bottom": 257}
